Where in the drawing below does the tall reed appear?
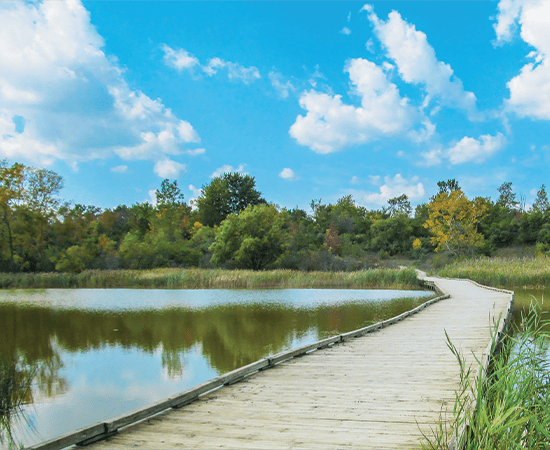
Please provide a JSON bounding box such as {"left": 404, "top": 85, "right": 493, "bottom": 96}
{"left": 0, "top": 268, "right": 422, "bottom": 290}
{"left": 422, "top": 303, "right": 550, "bottom": 449}
{"left": 438, "top": 255, "right": 550, "bottom": 289}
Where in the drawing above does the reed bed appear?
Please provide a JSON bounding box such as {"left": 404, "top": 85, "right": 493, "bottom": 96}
{"left": 0, "top": 267, "right": 421, "bottom": 290}
{"left": 422, "top": 304, "right": 550, "bottom": 449}
{"left": 438, "top": 255, "right": 550, "bottom": 289}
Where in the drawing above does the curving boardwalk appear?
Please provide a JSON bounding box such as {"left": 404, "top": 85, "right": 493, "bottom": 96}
{"left": 80, "top": 277, "right": 511, "bottom": 449}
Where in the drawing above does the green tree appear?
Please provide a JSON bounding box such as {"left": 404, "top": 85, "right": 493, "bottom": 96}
{"left": 153, "top": 179, "right": 190, "bottom": 240}
{"left": 496, "top": 181, "right": 519, "bottom": 210}
{"left": 197, "top": 172, "right": 266, "bottom": 227}
{"left": 210, "top": 204, "right": 286, "bottom": 270}
{"left": 532, "top": 185, "right": 549, "bottom": 212}
{"left": 0, "top": 161, "right": 25, "bottom": 268}
{"left": 437, "top": 179, "right": 460, "bottom": 195}
{"left": 155, "top": 179, "right": 184, "bottom": 206}
{"left": 386, "top": 194, "right": 412, "bottom": 217}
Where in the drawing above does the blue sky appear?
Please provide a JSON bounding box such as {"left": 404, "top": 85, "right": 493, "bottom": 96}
{"left": 0, "top": 0, "right": 549, "bottom": 212}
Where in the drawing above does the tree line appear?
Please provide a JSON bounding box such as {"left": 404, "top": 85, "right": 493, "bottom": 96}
{"left": 1, "top": 159, "right": 549, "bottom": 273}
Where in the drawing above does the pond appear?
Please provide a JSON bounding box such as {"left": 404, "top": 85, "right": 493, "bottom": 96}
{"left": 0, "top": 288, "right": 434, "bottom": 449}
{"left": 510, "top": 288, "right": 550, "bottom": 360}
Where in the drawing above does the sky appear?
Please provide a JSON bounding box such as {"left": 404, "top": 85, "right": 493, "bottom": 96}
{"left": 0, "top": 0, "right": 549, "bottom": 213}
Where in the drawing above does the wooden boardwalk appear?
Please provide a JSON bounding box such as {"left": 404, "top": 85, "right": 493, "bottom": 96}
{"left": 42, "top": 277, "right": 513, "bottom": 449}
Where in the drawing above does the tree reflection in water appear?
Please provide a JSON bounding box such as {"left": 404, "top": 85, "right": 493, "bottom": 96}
{"left": 0, "top": 291, "right": 432, "bottom": 445}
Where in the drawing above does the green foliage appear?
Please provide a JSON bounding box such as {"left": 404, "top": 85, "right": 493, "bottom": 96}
{"left": 533, "top": 184, "right": 549, "bottom": 213}
{"left": 155, "top": 179, "right": 184, "bottom": 206}
{"left": 197, "top": 172, "right": 266, "bottom": 227}
{"left": 386, "top": 194, "right": 412, "bottom": 217}
{"left": 210, "top": 204, "right": 287, "bottom": 270}
{"left": 496, "top": 181, "right": 520, "bottom": 210}
{"left": 423, "top": 306, "right": 550, "bottom": 450}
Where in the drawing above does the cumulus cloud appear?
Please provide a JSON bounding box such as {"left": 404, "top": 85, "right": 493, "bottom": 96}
{"left": 340, "top": 26, "right": 351, "bottom": 35}
{"left": 289, "top": 58, "right": 416, "bottom": 153}
{"left": 500, "top": 0, "right": 550, "bottom": 119}
{"left": 447, "top": 133, "right": 506, "bottom": 164}
{"left": 279, "top": 168, "right": 297, "bottom": 180}
{"left": 210, "top": 164, "right": 246, "bottom": 178}
{"left": 364, "top": 5, "right": 479, "bottom": 119}
{"left": 493, "top": 0, "right": 523, "bottom": 44}
{"left": 153, "top": 159, "right": 187, "bottom": 178}
{"left": 0, "top": 0, "right": 202, "bottom": 170}
{"left": 357, "top": 174, "right": 425, "bottom": 206}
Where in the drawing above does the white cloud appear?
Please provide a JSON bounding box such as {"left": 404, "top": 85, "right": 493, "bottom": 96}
{"left": 358, "top": 174, "right": 425, "bottom": 206}
{"left": 183, "top": 148, "right": 206, "bottom": 156}
{"left": 162, "top": 44, "right": 261, "bottom": 84}
{"left": 153, "top": 159, "right": 187, "bottom": 178}
{"left": 111, "top": 165, "right": 128, "bottom": 173}
{"left": 269, "top": 71, "right": 295, "bottom": 99}
{"left": 148, "top": 189, "right": 157, "bottom": 206}
{"left": 210, "top": 164, "right": 246, "bottom": 178}
{"left": 340, "top": 27, "right": 351, "bottom": 36}
{"left": 161, "top": 44, "right": 199, "bottom": 71}
{"left": 0, "top": 0, "right": 201, "bottom": 171}
{"left": 279, "top": 168, "right": 297, "bottom": 180}
{"left": 420, "top": 148, "right": 443, "bottom": 167}
{"left": 369, "top": 175, "right": 381, "bottom": 185}
{"left": 493, "top": 0, "right": 523, "bottom": 44}
{"left": 365, "top": 38, "right": 375, "bottom": 53}
{"left": 502, "top": 0, "right": 550, "bottom": 119}
{"left": 351, "top": 176, "right": 360, "bottom": 185}
{"left": 289, "top": 58, "right": 415, "bottom": 153}
{"left": 365, "top": 6, "right": 479, "bottom": 119}
{"left": 188, "top": 184, "right": 202, "bottom": 210}
{"left": 447, "top": 132, "right": 506, "bottom": 164}
{"left": 189, "top": 184, "right": 202, "bottom": 198}
{"left": 204, "top": 57, "right": 261, "bottom": 84}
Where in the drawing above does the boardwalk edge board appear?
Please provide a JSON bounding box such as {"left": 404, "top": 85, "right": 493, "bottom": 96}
{"left": 26, "top": 280, "right": 450, "bottom": 450}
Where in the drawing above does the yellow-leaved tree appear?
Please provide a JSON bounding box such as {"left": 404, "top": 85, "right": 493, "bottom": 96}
{"left": 424, "top": 189, "right": 487, "bottom": 256}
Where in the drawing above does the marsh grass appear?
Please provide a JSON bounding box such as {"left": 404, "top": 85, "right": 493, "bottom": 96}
{"left": 422, "top": 303, "right": 550, "bottom": 450}
{"left": 0, "top": 359, "right": 35, "bottom": 449}
{"left": 0, "top": 268, "right": 421, "bottom": 290}
{"left": 438, "top": 256, "right": 550, "bottom": 289}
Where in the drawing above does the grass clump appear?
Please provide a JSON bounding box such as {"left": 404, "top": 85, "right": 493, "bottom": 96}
{"left": 423, "top": 304, "right": 550, "bottom": 449}
{"left": 438, "top": 255, "right": 550, "bottom": 289}
{"left": 0, "top": 267, "right": 422, "bottom": 290}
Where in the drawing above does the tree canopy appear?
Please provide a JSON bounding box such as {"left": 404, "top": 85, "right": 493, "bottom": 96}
{"left": 210, "top": 204, "right": 287, "bottom": 270}
{"left": 196, "top": 172, "right": 266, "bottom": 227}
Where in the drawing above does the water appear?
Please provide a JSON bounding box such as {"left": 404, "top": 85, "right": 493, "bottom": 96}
{"left": 510, "top": 288, "right": 550, "bottom": 362}
{"left": 0, "top": 288, "right": 433, "bottom": 448}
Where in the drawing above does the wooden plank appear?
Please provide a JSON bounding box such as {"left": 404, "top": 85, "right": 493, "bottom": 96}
{"left": 26, "top": 423, "right": 106, "bottom": 450}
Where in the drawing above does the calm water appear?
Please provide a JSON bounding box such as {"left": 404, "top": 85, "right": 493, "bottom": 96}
{"left": 511, "top": 288, "right": 550, "bottom": 358}
{"left": 0, "top": 288, "right": 433, "bottom": 448}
